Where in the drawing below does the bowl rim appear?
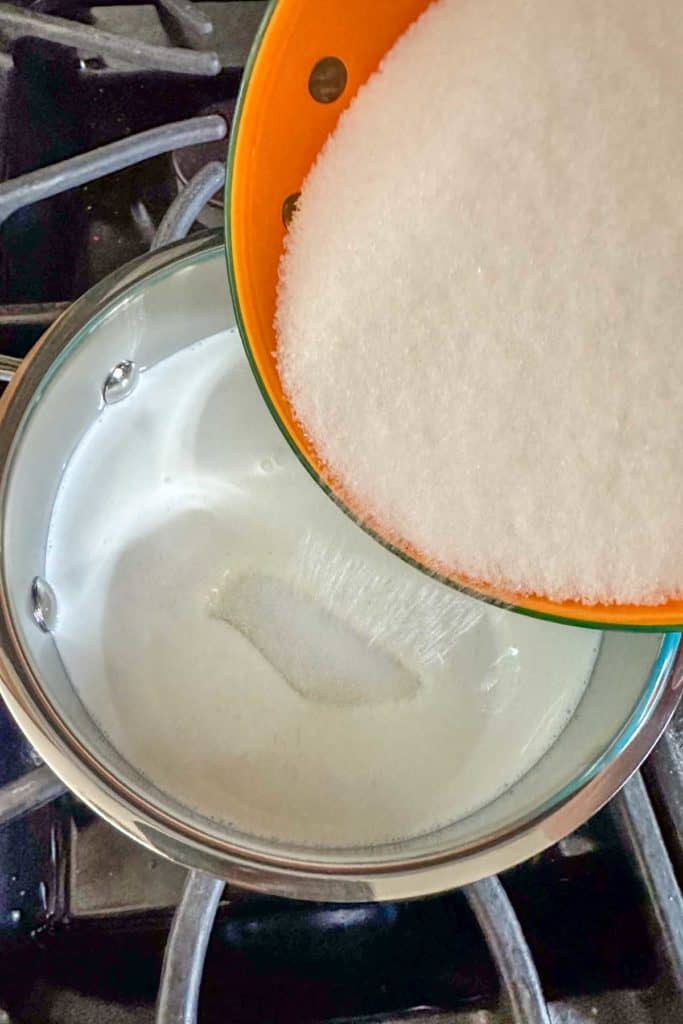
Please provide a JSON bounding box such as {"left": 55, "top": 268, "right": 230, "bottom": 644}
{"left": 0, "top": 234, "right": 681, "bottom": 902}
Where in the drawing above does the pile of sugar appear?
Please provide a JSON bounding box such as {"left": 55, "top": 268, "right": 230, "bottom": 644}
{"left": 276, "top": 0, "right": 683, "bottom": 606}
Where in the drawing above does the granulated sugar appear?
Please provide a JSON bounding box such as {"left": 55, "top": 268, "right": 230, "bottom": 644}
{"left": 276, "top": 0, "right": 683, "bottom": 605}
{"left": 46, "top": 328, "right": 600, "bottom": 847}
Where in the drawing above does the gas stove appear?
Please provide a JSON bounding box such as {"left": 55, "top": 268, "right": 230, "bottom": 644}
{"left": 0, "top": 4, "right": 682, "bottom": 1023}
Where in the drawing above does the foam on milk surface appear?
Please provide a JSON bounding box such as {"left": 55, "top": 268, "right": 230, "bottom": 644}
{"left": 276, "top": 0, "right": 683, "bottom": 606}
{"left": 47, "top": 331, "right": 599, "bottom": 847}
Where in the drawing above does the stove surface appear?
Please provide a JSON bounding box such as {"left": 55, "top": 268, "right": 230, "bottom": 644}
{"left": 0, "top": 4, "right": 681, "bottom": 1023}
{"left": 0, "top": 774, "right": 682, "bottom": 1024}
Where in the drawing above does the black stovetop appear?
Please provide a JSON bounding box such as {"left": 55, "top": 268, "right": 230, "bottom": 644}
{"left": 0, "top": 4, "right": 682, "bottom": 1023}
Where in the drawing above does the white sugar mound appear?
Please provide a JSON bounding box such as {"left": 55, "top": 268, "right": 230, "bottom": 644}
{"left": 276, "top": 0, "right": 683, "bottom": 606}
{"left": 210, "top": 530, "right": 484, "bottom": 708}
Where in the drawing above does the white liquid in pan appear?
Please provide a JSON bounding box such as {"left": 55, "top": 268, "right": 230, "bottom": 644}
{"left": 47, "top": 330, "right": 600, "bottom": 847}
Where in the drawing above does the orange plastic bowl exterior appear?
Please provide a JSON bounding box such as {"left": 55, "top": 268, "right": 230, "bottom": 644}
{"left": 226, "top": 0, "right": 683, "bottom": 632}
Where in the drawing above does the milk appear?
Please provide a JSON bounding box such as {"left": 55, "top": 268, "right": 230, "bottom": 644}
{"left": 46, "top": 330, "right": 600, "bottom": 847}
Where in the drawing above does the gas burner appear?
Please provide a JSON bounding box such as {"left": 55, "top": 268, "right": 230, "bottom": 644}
{"left": 0, "top": 5, "right": 681, "bottom": 1024}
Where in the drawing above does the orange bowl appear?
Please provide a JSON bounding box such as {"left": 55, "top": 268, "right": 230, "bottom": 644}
{"left": 226, "top": 0, "right": 683, "bottom": 632}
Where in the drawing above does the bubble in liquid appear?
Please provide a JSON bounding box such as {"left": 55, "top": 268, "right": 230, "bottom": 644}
{"left": 259, "top": 452, "right": 287, "bottom": 475}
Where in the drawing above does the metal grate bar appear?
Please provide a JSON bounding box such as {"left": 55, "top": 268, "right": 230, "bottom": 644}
{"left": 155, "top": 870, "right": 224, "bottom": 1024}
{"left": 611, "top": 772, "right": 683, "bottom": 996}
{"left": 156, "top": 0, "right": 213, "bottom": 38}
{"left": 0, "top": 354, "right": 21, "bottom": 381}
{"left": 0, "top": 4, "right": 219, "bottom": 75}
{"left": 151, "top": 160, "right": 224, "bottom": 250}
{"left": 0, "top": 301, "right": 70, "bottom": 327}
{"left": 464, "top": 876, "right": 550, "bottom": 1024}
{"left": 0, "top": 114, "right": 226, "bottom": 227}
{"left": 0, "top": 765, "right": 66, "bottom": 828}
{"left": 329, "top": 1013, "right": 469, "bottom": 1023}
{"left": 644, "top": 700, "right": 683, "bottom": 879}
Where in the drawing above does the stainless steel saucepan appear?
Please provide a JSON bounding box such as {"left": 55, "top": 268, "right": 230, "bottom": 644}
{"left": 0, "top": 232, "right": 680, "bottom": 901}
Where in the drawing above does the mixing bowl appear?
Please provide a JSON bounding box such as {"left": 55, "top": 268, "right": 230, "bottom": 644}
{"left": 226, "top": 0, "right": 683, "bottom": 632}
{"left": 0, "top": 234, "right": 680, "bottom": 901}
